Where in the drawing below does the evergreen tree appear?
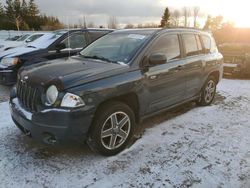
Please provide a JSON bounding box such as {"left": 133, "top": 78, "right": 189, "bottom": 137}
{"left": 21, "top": 0, "right": 28, "bottom": 17}
{"left": 3, "top": 0, "right": 63, "bottom": 30}
{"left": 0, "top": 2, "right": 4, "bottom": 15}
{"left": 5, "top": 0, "right": 23, "bottom": 30}
{"left": 0, "top": 2, "right": 5, "bottom": 28}
{"left": 160, "top": 7, "right": 171, "bottom": 27}
{"left": 28, "top": 0, "right": 39, "bottom": 17}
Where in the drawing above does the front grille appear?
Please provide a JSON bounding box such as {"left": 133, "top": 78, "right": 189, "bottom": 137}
{"left": 16, "top": 79, "right": 40, "bottom": 112}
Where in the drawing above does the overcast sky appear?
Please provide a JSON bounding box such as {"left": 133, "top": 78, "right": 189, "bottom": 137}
{"left": 0, "top": 0, "right": 249, "bottom": 27}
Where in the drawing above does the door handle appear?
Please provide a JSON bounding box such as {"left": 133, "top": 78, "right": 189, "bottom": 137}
{"left": 149, "top": 75, "right": 157, "bottom": 80}
{"left": 176, "top": 65, "right": 183, "bottom": 70}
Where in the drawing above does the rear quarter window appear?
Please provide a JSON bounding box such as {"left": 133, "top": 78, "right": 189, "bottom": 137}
{"left": 201, "top": 35, "right": 218, "bottom": 53}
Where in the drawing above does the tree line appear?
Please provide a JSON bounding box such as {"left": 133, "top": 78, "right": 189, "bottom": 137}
{"left": 123, "top": 6, "right": 234, "bottom": 31}
{"left": 0, "top": 1, "right": 235, "bottom": 32}
{"left": 0, "top": 0, "right": 63, "bottom": 30}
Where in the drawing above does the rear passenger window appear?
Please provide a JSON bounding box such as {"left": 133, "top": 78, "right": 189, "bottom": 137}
{"left": 183, "top": 34, "right": 202, "bottom": 57}
{"left": 196, "top": 35, "right": 202, "bottom": 51}
{"left": 151, "top": 34, "right": 181, "bottom": 61}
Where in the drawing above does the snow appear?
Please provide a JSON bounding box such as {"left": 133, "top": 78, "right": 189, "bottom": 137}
{"left": 1, "top": 79, "right": 250, "bottom": 187}
{"left": 28, "top": 32, "right": 63, "bottom": 49}
{"left": 0, "top": 46, "right": 37, "bottom": 59}
{"left": 0, "top": 33, "right": 46, "bottom": 52}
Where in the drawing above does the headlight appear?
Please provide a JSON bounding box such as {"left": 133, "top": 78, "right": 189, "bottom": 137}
{"left": 45, "top": 85, "right": 58, "bottom": 106}
{"left": 0, "top": 57, "right": 19, "bottom": 67}
{"left": 61, "top": 93, "right": 85, "bottom": 108}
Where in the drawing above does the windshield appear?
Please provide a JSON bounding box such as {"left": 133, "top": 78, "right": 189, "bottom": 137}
{"left": 27, "top": 31, "right": 66, "bottom": 49}
{"left": 80, "top": 33, "right": 149, "bottom": 64}
{"left": 26, "top": 34, "right": 44, "bottom": 43}
{"left": 16, "top": 34, "right": 30, "bottom": 41}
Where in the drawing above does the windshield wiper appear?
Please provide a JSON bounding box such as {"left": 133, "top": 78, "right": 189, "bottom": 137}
{"left": 81, "top": 55, "right": 118, "bottom": 64}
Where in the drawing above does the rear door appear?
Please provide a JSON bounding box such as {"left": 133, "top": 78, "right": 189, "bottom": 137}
{"left": 144, "top": 33, "right": 187, "bottom": 114}
{"left": 181, "top": 33, "right": 204, "bottom": 99}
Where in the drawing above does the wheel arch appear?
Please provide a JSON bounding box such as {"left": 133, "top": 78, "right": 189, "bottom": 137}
{"left": 93, "top": 92, "right": 140, "bottom": 125}
{"left": 207, "top": 70, "right": 220, "bottom": 84}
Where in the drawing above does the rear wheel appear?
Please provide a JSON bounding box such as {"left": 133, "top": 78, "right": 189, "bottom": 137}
{"left": 196, "top": 76, "right": 217, "bottom": 106}
{"left": 87, "top": 101, "right": 136, "bottom": 156}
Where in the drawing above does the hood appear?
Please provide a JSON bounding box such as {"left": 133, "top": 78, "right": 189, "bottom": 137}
{"left": 0, "top": 46, "right": 39, "bottom": 59}
{"left": 20, "top": 56, "right": 129, "bottom": 90}
{"left": 0, "top": 41, "right": 24, "bottom": 49}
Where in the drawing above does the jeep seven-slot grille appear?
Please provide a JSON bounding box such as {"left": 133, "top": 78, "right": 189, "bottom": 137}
{"left": 16, "top": 79, "right": 40, "bottom": 112}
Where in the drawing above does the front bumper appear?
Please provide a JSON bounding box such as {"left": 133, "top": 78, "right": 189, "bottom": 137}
{"left": 10, "top": 97, "right": 95, "bottom": 144}
{"left": 0, "top": 69, "right": 17, "bottom": 85}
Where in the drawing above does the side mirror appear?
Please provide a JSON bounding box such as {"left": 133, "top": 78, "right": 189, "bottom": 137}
{"left": 55, "top": 43, "right": 66, "bottom": 52}
{"left": 25, "top": 39, "right": 31, "bottom": 43}
{"left": 148, "top": 53, "right": 167, "bottom": 66}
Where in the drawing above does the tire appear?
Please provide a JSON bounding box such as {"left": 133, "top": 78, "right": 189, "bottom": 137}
{"left": 196, "top": 76, "right": 217, "bottom": 106}
{"left": 87, "top": 101, "right": 136, "bottom": 156}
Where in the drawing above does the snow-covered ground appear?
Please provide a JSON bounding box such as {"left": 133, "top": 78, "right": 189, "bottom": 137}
{"left": 0, "top": 79, "right": 250, "bottom": 188}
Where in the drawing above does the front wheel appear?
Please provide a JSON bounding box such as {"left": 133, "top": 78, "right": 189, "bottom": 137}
{"left": 87, "top": 101, "right": 136, "bottom": 156}
{"left": 196, "top": 76, "right": 217, "bottom": 106}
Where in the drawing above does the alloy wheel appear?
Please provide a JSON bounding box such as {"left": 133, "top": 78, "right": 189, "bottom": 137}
{"left": 100, "top": 111, "right": 131, "bottom": 150}
{"left": 204, "top": 80, "right": 216, "bottom": 103}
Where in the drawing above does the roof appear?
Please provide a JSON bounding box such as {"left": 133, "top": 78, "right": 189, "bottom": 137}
{"left": 112, "top": 27, "right": 211, "bottom": 36}
{"left": 112, "top": 28, "right": 161, "bottom": 35}
{"left": 56, "top": 28, "right": 114, "bottom": 33}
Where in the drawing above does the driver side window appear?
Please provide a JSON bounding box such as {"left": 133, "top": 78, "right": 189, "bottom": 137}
{"left": 61, "top": 33, "right": 87, "bottom": 50}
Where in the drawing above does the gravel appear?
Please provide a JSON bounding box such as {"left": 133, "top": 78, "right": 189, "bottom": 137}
{"left": 0, "top": 79, "right": 250, "bottom": 187}
{"left": 0, "top": 85, "right": 11, "bottom": 103}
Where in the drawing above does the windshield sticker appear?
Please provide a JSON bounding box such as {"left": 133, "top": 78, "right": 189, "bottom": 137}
{"left": 127, "top": 34, "right": 146, "bottom": 40}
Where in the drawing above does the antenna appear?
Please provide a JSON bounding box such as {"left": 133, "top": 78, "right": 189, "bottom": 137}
{"left": 67, "top": 16, "right": 71, "bottom": 58}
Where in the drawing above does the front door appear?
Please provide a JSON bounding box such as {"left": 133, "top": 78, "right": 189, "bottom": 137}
{"left": 144, "top": 33, "right": 186, "bottom": 114}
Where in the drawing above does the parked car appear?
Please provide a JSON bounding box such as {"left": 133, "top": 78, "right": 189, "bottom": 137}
{"left": 0, "top": 28, "right": 113, "bottom": 85}
{"left": 4, "top": 35, "right": 22, "bottom": 41}
{"left": 219, "top": 43, "right": 250, "bottom": 76}
{"left": 0, "top": 33, "right": 45, "bottom": 52}
{"left": 10, "top": 28, "right": 223, "bottom": 156}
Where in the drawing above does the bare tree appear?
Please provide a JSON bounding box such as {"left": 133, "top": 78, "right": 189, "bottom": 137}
{"left": 78, "top": 19, "right": 83, "bottom": 28}
{"left": 107, "top": 16, "right": 118, "bottom": 29}
{"left": 143, "top": 23, "right": 159, "bottom": 28}
{"left": 87, "top": 22, "right": 95, "bottom": 28}
{"left": 136, "top": 23, "right": 158, "bottom": 28}
{"left": 124, "top": 23, "right": 134, "bottom": 29}
{"left": 83, "top": 16, "right": 87, "bottom": 28}
{"left": 5, "top": 0, "right": 23, "bottom": 31}
{"left": 193, "top": 6, "right": 200, "bottom": 28}
{"left": 171, "top": 9, "right": 181, "bottom": 26}
{"left": 182, "top": 7, "right": 190, "bottom": 27}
